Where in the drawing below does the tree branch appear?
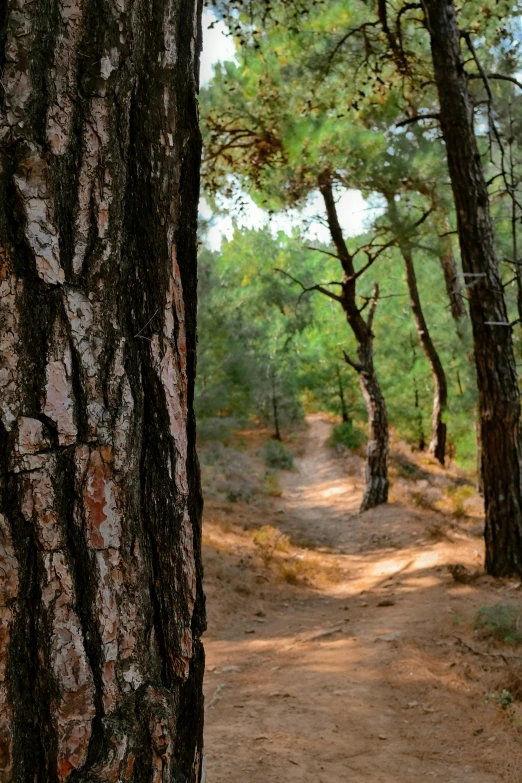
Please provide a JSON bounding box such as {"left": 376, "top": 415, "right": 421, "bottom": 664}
{"left": 468, "top": 72, "right": 522, "bottom": 91}
{"left": 342, "top": 350, "right": 363, "bottom": 373}
{"left": 396, "top": 112, "right": 440, "bottom": 127}
{"left": 305, "top": 245, "right": 342, "bottom": 261}
{"left": 274, "top": 268, "right": 343, "bottom": 304}
{"left": 366, "top": 284, "right": 380, "bottom": 331}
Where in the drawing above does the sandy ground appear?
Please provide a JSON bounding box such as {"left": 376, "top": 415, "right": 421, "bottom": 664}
{"left": 202, "top": 415, "right": 522, "bottom": 782}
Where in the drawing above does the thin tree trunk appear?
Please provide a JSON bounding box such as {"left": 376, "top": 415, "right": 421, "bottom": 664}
{"left": 386, "top": 197, "right": 448, "bottom": 465}
{"left": 0, "top": 1, "right": 205, "bottom": 780}
{"left": 437, "top": 229, "right": 467, "bottom": 325}
{"left": 319, "top": 176, "right": 389, "bottom": 512}
{"left": 271, "top": 370, "right": 282, "bottom": 440}
{"left": 357, "top": 335, "right": 389, "bottom": 511}
{"left": 423, "top": 0, "right": 522, "bottom": 576}
{"left": 336, "top": 365, "right": 350, "bottom": 424}
{"left": 413, "top": 375, "right": 426, "bottom": 452}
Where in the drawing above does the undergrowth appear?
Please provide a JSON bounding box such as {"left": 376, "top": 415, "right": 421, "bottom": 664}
{"left": 262, "top": 440, "right": 294, "bottom": 469}
{"left": 474, "top": 603, "right": 522, "bottom": 645}
{"left": 328, "top": 420, "right": 365, "bottom": 450}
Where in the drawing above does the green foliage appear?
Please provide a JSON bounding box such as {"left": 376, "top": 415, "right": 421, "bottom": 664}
{"left": 262, "top": 440, "right": 294, "bottom": 469}
{"left": 196, "top": 224, "right": 480, "bottom": 468}
{"left": 498, "top": 689, "right": 515, "bottom": 708}
{"left": 199, "top": 441, "right": 260, "bottom": 502}
{"left": 198, "top": 0, "right": 522, "bottom": 474}
{"left": 197, "top": 416, "right": 247, "bottom": 444}
{"left": 328, "top": 420, "right": 365, "bottom": 450}
{"left": 474, "top": 603, "right": 522, "bottom": 645}
{"left": 445, "top": 485, "right": 475, "bottom": 518}
{"left": 196, "top": 229, "right": 311, "bottom": 435}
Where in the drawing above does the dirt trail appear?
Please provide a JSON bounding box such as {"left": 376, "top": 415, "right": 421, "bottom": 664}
{"left": 202, "top": 415, "right": 522, "bottom": 782}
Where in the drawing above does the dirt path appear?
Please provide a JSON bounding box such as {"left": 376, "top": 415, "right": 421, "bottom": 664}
{"left": 202, "top": 415, "right": 522, "bottom": 782}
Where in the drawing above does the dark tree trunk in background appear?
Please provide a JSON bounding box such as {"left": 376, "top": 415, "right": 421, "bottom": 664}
{"left": 386, "top": 197, "right": 448, "bottom": 465}
{"left": 423, "top": 0, "right": 522, "bottom": 576}
{"left": 319, "top": 176, "right": 389, "bottom": 512}
{"left": 336, "top": 365, "right": 350, "bottom": 424}
{"left": 413, "top": 376, "right": 426, "bottom": 452}
{"left": 0, "top": 1, "right": 205, "bottom": 780}
{"left": 437, "top": 225, "right": 467, "bottom": 325}
{"left": 271, "top": 370, "right": 282, "bottom": 440}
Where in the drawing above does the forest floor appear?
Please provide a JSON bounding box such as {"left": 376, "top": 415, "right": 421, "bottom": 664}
{"left": 201, "top": 414, "right": 522, "bottom": 782}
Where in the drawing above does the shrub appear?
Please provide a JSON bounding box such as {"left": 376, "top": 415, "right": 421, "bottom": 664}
{"left": 262, "top": 440, "right": 294, "bottom": 470}
{"left": 445, "top": 484, "right": 474, "bottom": 518}
{"left": 197, "top": 416, "right": 246, "bottom": 444}
{"left": 474, "top": 603, "right": 522, "bottom": 645}
{"left": 252, "top": 525, "right": 290, "bottom": 566}
{"left": 328, "top": 421, "right": 365, "bottom": 450}
{"left": 262, "top": 472, "right": 283, "bottom": 497}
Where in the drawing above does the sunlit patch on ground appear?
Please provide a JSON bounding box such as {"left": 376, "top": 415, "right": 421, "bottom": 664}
{"left": 201, "top": 415, "right": 522, "bottom": 783}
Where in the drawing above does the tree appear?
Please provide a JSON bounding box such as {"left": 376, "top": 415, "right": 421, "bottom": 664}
{"left": 422, "top": 0, "right": 522, "bottom": 576}
{"left": 202, "top": 54, "right": 394, "bottom": 510}
{"left": 317, "top": 175, "right": 389, "bottom": 510}
{"left": 0, "top": 2, "right": 205, "bottom": 779}
{"left": 385, "top": 194, "right": 448, "bottom": 464}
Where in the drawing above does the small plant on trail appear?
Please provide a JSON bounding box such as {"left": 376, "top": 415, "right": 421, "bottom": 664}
{"left": 474, "top": 603, "right": 522, "bottom": 645}
{"left": 486, "top": 690, "right": 515, "bottom": 709}
{"left": 252, "top": 525, "right": 290, "bottom": 566}
{"left": 328, "top": 420, "right": 365, "bottom": 451}
{"left": 498, "top": 689, "right": 515, "bottom": 708}
{"left": 262, "top": 440, "right": 294, "bottom": 469}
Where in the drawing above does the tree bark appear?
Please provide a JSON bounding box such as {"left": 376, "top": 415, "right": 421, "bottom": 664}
{"left": 336, "top": 364, "right": 350, "bottom": 424}
{"left": 386, "top": 197, "right": 448, "bottom": 465}
{"left": 423, "top": 0, "right": 522, "bottom": 576}
{"left": 0, "top": 1, "right": 205, "bottom": 780}
{"left": 319, "top": 175, "right": 389, "bottom": 512}
{"left": 271, "top": 370, "right": 282, "bottom": 440}
{"left": 437, "top": 226, "right": 467, "bottom": 325}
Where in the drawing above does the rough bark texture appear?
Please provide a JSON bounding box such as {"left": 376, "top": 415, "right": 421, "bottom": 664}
{"left": 0, "top": 1, "right": 205, "bottom": 780}
{"left": 423, "top": 0, "right": 522, "bottom": 576}
{"left": 319, "top": 175, "right": 389, "bottom": 512}
{"left": 386, "top": 197, "right": 448, "bottom": 465}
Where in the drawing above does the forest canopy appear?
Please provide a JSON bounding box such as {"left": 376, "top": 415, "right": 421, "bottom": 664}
{"left": 198, "top": 1, "right": 522, "bottom": 453}
{"left": 198, "top": 0, "right": 522, "bottom": 572}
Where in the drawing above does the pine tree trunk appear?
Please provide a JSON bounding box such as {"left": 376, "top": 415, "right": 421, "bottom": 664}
{"left": 423, "top": 0, "right": 522, "bottom": 576}
{"left": 437, "top": 227, "right": 467, "bottom": 325}
{"left": 386, "top": 198, "right": 448, "bottom": 465}
{"left": 271, "top": 370, "right": 282, "bottom": 441}
{"left": 336, "top": 365, "right": 350, "bottom": 424}
{"left": 0, "top": 1, "right": 205, "bottom": 780}
{"left": 357, "top": 338, "right": 390, "bottom": 512}
{"left": 319, "top": 176, "right": 389, "bottom": 512}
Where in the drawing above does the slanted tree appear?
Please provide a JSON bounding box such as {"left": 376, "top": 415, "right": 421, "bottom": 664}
{"left": 0, "top": 1, "right": 205, "bottom": 779}
{"left": 202, "top": 57, "right": 394, "bottom": 509}
{"left": 317, "top": 174, "right": 389, "bottom": 510}
{"left": 422, "top": 0, "right": 522, "bottom": 576}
